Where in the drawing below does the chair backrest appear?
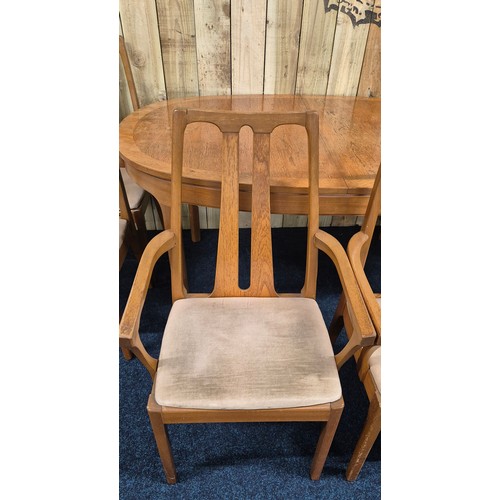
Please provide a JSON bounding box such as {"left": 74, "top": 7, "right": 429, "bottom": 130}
{"left": 169, "top": 109, "right": 320, "bottom": 301}
{"left": 347, "top": 165, "right": 381, "bottom": 340}
{"left": 119, "top": 35, "right": 139, "bottom": 112}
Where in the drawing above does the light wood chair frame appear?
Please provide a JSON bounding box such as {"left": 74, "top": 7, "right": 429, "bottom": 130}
{"left": 119, "top": 169, "right": 144, "bottom": 269}
{"left": 119, "top": 169, "right": 146, "bottom": 360}
{"left": 330, "top": 167, "right": 381, "bottom": 481}
{"left": 119, "top": 35, "right": 201, "bottom": 242}
{"left": 120, "top": 109, "right": 376, "bottom": 484}
{"left": 119, "top": 35, "right": 152, "bottom": 250}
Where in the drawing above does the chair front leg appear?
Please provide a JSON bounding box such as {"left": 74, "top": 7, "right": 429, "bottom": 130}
{"left": 147, "top": 395, "right": 178, "bottom": 484}
{"left": 346, "top": 395, "right": 381, "bottom": 481}
{"left": 310, "top": 398, "right": 344, "bottom": 480}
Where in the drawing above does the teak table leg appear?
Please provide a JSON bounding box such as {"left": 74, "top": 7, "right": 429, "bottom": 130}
{"left": 189, "top": 204, "right": 201, "bottom": 242}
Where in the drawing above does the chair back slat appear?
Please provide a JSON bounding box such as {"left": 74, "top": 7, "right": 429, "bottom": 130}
{"left": 170, "top": 109, "right": 320, "bottom": 299}
{"left": 119, "top": 35, "right": 140, "bottom": 112}
{"left": 248, "top": 133, "right": 276, "bottom": 296}
{"left": 212, "top": 132, "right": 241, "bottom": 296}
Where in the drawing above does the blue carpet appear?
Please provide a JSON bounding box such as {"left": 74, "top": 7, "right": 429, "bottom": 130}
{"left": 119, "top": 226, "right": 381, "bottom": 499}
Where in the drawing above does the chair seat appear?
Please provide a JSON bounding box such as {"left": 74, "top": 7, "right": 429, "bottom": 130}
{"left": 368, "top": 346, "right": 381, "bottom": 393}
{"left": 369, "top": 296, "right": 381, "bottom": 392}
{"left": 119, "top": 218, "right": 127, "bottom": 247}
{"left": 155, "top": 297, "right": 341, "bottom": 410}
{"left": 120, "top": 167, "right": 145, "bottom": 210}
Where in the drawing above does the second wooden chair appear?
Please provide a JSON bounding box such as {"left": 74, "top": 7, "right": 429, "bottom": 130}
{"left": 330, "top": 166, "right": 381, "bottom": 481}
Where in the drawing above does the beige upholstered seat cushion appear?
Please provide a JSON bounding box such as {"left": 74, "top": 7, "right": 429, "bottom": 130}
{"left": 368, "top": 295, "right": 381, "bottom": 393}
{"left": 119, "top": 218, "right": 127, "bottom": 247}
{"left": 155, "top": 297, "right": 341, "bottom": 410}
{"left": 120, "top": 167, "right": 145, "bottom": 210}
{"left": 368, "top": 347, "right": 381, "bottom": 393}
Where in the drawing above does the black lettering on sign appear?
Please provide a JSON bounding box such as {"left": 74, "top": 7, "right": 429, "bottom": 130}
{"left": 324, "top": 1, "right": 381, "bottom": 27}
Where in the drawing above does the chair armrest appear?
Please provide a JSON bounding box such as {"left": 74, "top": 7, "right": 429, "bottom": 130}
{"left": 119, "top": 230, "right": 176, "bottom": 378}
{"left": 347, "top": 232, "right": 381, "bottom": 337}
{"left": 313, "top": 230, "right": 376, "bottom": 368}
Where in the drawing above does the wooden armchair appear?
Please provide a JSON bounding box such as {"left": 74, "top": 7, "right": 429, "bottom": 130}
{"left": 119, "top": 109, "right": 376, "bottom": 484}
{"left": 330, "top": 166, "right": 381, "bottom": 481}
{"left": 119, "top": 35, "right": 201, "bottom": 242}
{"left": 119, "top": 35, "right": 153, "bottom": 250}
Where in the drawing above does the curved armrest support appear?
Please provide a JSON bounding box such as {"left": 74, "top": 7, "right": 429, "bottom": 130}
{"left": 347, "top": 232, "right": 381, "bottom": 337}
{"left": 119, "top": 230, "right": 176, "bottom": 378}
{"left": 313, "top": 230, "right": 376, "bottom": 368}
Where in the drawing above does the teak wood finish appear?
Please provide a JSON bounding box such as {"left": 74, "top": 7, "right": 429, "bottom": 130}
{"left": 119, "top": 169, "right": 146, "bottom": 361}
{"left": 119, "top": 35, "right": 201, "bottom": 242}
{"left": 330, "top": 166, "right": 381, "bottom": 481}
{"left": 120, "top": 109, "right": 376, "bottom": 484}
{"left": 119, "top": 169, "right": 144, "bottom": 270}
{"left": 119, "top": 35, "right": 152, "bottom": 249}
{"left": 119, "top": 95, "right": 380, "bottom": 231}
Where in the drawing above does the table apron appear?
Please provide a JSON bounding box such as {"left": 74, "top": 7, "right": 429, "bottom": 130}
{"left": 126, "top": 164, "right": 370, "bottom": 216}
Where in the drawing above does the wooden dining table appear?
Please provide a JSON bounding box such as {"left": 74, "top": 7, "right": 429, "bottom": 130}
{"left": 119, "top": 95, "right": 380, "bottom": 241}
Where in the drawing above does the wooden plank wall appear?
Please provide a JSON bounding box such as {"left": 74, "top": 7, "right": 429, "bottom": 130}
{"left": 119, "top": 0, "right": 381, "bottom": 230}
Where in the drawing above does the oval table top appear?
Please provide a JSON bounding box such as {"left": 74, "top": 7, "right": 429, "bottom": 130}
{"left": 119, "top": 94, "right": 380, "bottom": 215}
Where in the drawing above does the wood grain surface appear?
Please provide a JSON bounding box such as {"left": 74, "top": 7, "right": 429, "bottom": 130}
{"left": 120, "top": 95, "right": 380, "bottom": 217}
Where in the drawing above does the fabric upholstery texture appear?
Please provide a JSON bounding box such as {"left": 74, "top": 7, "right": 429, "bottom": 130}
{"left": 368, "top": 295, "right": 381, "bottom": 392}
{"left": 120, "top": 167, "right": 145, "bottom": 210}
{"left": 368, "top": 347, "right": 381, "bottom": 393}
{"left": 119, "top": 219, "right": 127, "bottom": 247}
{"left": 155, "top": 297, "right": 341, "bottom": 410}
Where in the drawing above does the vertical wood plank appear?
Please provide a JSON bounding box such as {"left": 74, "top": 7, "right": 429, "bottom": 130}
{"left": 319, "top": 215, "right": 333, "bottom": 227}
{"left": 327, "top": 6, "right": 371, "bottom": 96}
{"left": 149, "top": 201, "right": 162, "bottom": 230}
{"left": 357, "top": 0, "right": 381, "bottom": 98}
{"left": 206, "top": 207, "right": 220, "bottom": 228}
{"left": 283, "top": 215, "right": 308, "bottom": 227}
{"left": 119, "top": 58, "right": 133, "bottom": 122}
{"left": 271, "top": 214, "right": 284, "bottom": 228}
{"left": 198, "top": 207, "right": 209, "bottom": 229}
{"left": 119, "top": 21, "right": 133, "bottom": 121}
{"left": 331, "top": 215, "right": 358, "bottom": 226}
{"left": 181, "top": 204, "right": 190, "bottom": 230}
{"left": 193, "top": 0, "right": 231, "bottom": 96}
{"left": 231, "top": 0, "right": 267, "bottom": 94}
{"left": 119, "top": 0, "right": 166, "bottom": 106}
{"left": 143, "top": 201, "right": 156, "bottom": 230}
{"left": 264, "top": 0, "right": 303, "bottom": 94}
{"left": 238, "top": 211, "right": 252, "bottom": 228}
{"left": 295, "top": 0, "right": 338, "bottom": 95}
{"left": 156, "top": 0, "right": 199, "bottom": 99}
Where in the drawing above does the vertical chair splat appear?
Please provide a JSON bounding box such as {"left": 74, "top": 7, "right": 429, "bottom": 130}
{"left": 173, "top": 110, "right": 318, "bottom": 299}
{"left": 212, "top": 132, "right": 241, "bottom": 297}
{"left": 249, "top": 132, "right": 277, "bottom": 297}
